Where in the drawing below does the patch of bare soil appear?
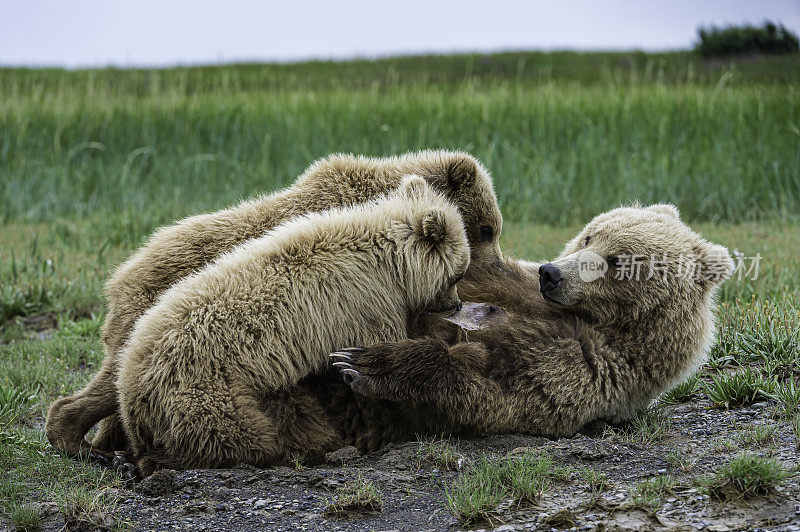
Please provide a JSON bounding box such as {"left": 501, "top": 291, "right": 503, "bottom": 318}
{"left": 35, "top": 399, "right": 800, "bottom": 531}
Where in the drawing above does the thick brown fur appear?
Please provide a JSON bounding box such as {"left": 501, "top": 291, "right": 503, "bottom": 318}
{"left": 117, "top": 177, "right": 470, "bottom": 475}
{"left": 337, "top": 204, "right": 735, "bottom": 437}
{"left": 128, "top": 204, "right": 736, "bottom": 476}
{"left": 45, "top": 151, "right": 502, "bottom": 457}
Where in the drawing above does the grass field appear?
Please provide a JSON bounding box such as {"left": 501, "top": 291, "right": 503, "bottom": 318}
{"left": 1, "top": 50, "right": 799, "bottom": 528}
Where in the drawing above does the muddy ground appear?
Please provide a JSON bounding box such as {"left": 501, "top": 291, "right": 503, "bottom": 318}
{"left": 17, "top": 397, "right": 800, "bottom": 532}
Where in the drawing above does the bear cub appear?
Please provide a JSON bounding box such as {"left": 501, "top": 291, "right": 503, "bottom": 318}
{"left": 116, "top": 176, "right": 471, "bottom": 475}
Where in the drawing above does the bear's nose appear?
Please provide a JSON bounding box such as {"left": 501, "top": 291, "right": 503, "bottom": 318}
{"left": 539, "top": 263, "right": 563, "bottom": 293}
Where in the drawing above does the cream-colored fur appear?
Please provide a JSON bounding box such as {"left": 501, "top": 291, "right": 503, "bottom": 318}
{"left": 330, "top": 204, "right": 735, "bottom": 446}
{"left": 45, "top": 150, "right": 501, "bottom": 457}
{"left": 540, "top": 203, "right": 735, "bottom": 421}
{"left": 116, "top": 176, "right": 470, "bottom": 472}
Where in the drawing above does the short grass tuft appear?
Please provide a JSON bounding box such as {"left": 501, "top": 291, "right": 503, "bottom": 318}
{"left": 8, "top": 502, "right": 40, "bottom": 532}
{"left": 501, "top": 451, "right": 568, "bottom": 504}
{"left": 660, "top": 374, "right": 700, "bottom": 405}
{"left": 605, "top": 407, "right": 671, "bottom": 444}
{"left": 736, "top": 424, "right": 778, "bottom": 447}
{"left": 444, "top": 457, "right": 507, "bottom": 526}
{"left": 416, "top": 436, "right": 465, "bottom": 471}
{"left": 705, "top": 453, "right": 788, "bottom": 500}
{"left": 665, "top": 448, "right": 697, "bottom": 472}
{"left": 0, "top": 383, "right": 33, "bottom": 425}
{"left": 704, "top": 367, "right": 772, "bottom": 408}
{"left": 324, "top": 474, "right": 382, "bottom": 516}
{"left": 581, "top": 468, "right": 609, "bottom": 507}
{"left": 629, "top": 475, "right": 678, "bottom": 511}
{"left": 769, "top": 379, "right": 800, "bottom": 419}
{"left": 55, "top": 485, "right": 118, "bottom": 531}
{"left": 445, "top": 451, "right": 568, "bottom": 524}
{"left": 712, "top": 438, "right": 740, "bottom": 453}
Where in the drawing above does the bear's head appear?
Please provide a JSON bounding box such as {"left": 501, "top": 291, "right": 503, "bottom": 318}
{"left": 389, "top": 175, "right": 471, "bottom": 314}
{"left": 538, "top": 204, "right": 734, "bottom": 327}
{"left": 427, "top": 153, "right": 503, "bottom": 269}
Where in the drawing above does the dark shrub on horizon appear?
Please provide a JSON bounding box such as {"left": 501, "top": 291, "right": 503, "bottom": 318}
{"left": 696, "top": 21, "right": 799, "bottom": 57}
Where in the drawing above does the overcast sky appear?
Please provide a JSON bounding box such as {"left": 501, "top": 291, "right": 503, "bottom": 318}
{"left": 2, "top": 0, "right": 799, "bottom": 68}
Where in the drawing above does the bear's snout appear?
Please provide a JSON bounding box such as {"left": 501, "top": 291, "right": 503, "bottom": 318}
{"left": 539, "top": 263, "right": 563, "bottom": 293}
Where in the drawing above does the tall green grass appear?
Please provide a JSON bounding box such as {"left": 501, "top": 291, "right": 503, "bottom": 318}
{"left": 3, "top": 51, "right": 800, "bottom": 95}
{"left": 1, "top": 53, "right": 799, "bottom": 239}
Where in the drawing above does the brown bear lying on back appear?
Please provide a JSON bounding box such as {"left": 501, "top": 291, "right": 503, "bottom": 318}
{"left": 328, "top": 204, "right": 734, "bottom": 442}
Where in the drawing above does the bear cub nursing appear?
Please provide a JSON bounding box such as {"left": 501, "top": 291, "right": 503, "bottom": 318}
{"left": 45, "top": 150, "right": 502, "bottom": 459}
{"left": 117, "top": 176, "right": 471, "bottom": 475}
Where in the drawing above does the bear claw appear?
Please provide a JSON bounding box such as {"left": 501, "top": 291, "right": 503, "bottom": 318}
{"left": 79, "top": 441, "right": 115, "bottom": 467}
{"left": 339, "top": 347, "right": 365, "bottom": 353}
{"left": 329, "top": 352, "right": 352, "bottom": 361}
{"left": 112, "top": 452, "right": 138, "bottom": 481}
{"left": 90, "top": 451, "right": 110, "bottom": 466}
{"left": 340, "top": 367, "right": 360, "bottom": 385}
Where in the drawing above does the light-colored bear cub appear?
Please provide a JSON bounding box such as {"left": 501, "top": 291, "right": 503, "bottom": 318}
{"left": 46, "top": 150, "right": 501, "bottom": 459}
{"left": 116, "top": 175, "right": 470, "bottom": 474}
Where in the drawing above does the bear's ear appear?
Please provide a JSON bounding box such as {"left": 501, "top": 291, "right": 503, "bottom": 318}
{"left": 647, "top": 204, "right": 680, "bottom": 219}
{"left": 398, "top": 174, "right": 430, "bottom": 200}
{"left": 421, "top": 209, "right": 448, "bottom": 245}
{"left": 696, "top": 242, "right": 735, "bottom": 284}
{"left": 443, "top": 157, "right": 477, "bottom": 190}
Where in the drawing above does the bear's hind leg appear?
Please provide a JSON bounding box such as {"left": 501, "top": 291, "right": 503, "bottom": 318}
{"left": 259, "top": 388, "right": 343, "bottom": 466}
{"left": 45, "top": 361, "right": 118, "bottom": 458}
{"left": 130, "top": 386, "right": 342, "bottom": 476}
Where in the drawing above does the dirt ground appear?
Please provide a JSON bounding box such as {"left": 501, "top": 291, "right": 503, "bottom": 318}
{"left": 15, "top": 396, "right": 799, "bottom": 532}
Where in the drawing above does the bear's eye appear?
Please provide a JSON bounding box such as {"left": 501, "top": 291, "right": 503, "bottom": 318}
{"left": 606, "top": 256, "right": 619, "bottom": 268}
{"left": 479, "top": 225, "right": 494, "bottom": 242}
{"left": 583, "top": 235, "right": 592, "bottom": 247}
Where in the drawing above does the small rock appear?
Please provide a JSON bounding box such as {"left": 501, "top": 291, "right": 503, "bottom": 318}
{"left": 319, "top": 479, "right": 342, "bottom": 489}
{"left": 544, "top": 509, "right": 577, "bottom": 528}
{"left": 505, "top": 446, "right": 538, "bottom": 457}
{"left": 138, "top": 469, "right": 176, "bottom": 497}
{"left": 325, "top": 445, "right": 362, "bottom": 464}
{"left": 254, "top": 499, "right": 269, "bottom": 509}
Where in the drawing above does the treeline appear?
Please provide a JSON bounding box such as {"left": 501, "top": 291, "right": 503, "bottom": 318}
{"left": 696, "top": 21, "right": 799, "bottom": 58}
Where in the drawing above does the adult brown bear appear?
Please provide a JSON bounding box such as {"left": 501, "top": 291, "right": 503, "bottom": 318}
{"left": 328, "top": 204, "right": 734, "bottom": 442}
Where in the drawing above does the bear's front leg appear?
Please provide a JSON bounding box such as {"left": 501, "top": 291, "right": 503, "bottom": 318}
{"left": 331, "top": 338, "right": 520, "bottom": 432}
{"left": 330, "top": 338, "right": 452, "bottom": 401}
